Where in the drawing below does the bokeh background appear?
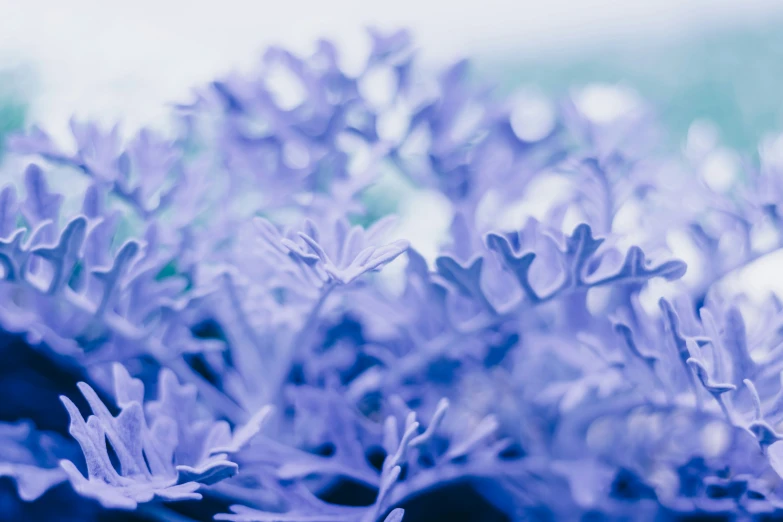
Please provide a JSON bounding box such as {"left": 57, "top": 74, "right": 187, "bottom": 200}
{"left": 2, "top": 0, "right": 783, "bottom": 297}
{"left": 1, "top": 0, "right": 783, "bottom": 151}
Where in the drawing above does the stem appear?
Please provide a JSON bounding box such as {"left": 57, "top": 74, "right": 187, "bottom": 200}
{"left": 716, "top": 395, "right": 733, "bottom": 423}
{"left": 168, "top": 357, "right": 247, "bottom": 423}
{"left": 272, "top": 282, "right": 336, "bottom": 395}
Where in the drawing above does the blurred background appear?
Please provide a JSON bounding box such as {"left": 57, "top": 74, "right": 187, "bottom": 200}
{"left": 1, "top": 0, "right": 783, "bottom": 152}
{"left": 2, "top": 0, "right": 783, "bottom": 300}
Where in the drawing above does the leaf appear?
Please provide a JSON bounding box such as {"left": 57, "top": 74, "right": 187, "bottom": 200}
{"left": 21, "top": 164, "right": 63, "bottom": 227}
{"left": 723, "top": 306, "right": 756, "bottom": 387}
{"left": 91, "top": 240, "right": 141, "bottom": 316}
{"left": 561, "top": 223, "right": 604, "bottom": 289}
{"left": 30, "top": 216, "right": 88, "bottom": 294}
{"left": 0, "top": 421, "right": 68, "bottom": 501}
{"left": 592, "top": 245, "right": 687, "bottom": 286}
{"left": 59, "top": 364, "right": 259, "bottom": 509}
{"left": 659, "top": 298, "right": 699, "bottom": 395}
{"left": 435, "top": 255, "right": 493, "bottom": 311}
{"left": 486, "top": 232, "right": 539, "bottom": 302}
{"left": 383, "top": 509, "right": 405, "bottom": 522}
{"left": 211, "top": 405, "right": 275, "bottom": 454}
{"left": 768, "top": 442, "right": 783, "bottom": 479}
{"left": 686, "top": 358, "right": 735, "bottom": 396}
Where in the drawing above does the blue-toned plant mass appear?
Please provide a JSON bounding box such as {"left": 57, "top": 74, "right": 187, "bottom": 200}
{"left": 2, "top": 29, "right": 783, "bottom": 521}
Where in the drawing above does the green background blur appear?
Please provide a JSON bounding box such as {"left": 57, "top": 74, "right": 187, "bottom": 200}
{"left": 477, "top": 23, "right": 783, "bottom": 152}
{"left": 0, "top": 69, "right": 27, "bottom": 155}
{"left": 2, "top": 22, "right": 782, "bottom": 154}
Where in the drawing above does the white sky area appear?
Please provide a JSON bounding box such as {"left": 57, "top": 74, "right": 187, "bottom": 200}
{"left": 1, "top": 0, "right": 783, "bottom": 299}
{"left": 1, "top": 0, "right": 782, "bottom": 138}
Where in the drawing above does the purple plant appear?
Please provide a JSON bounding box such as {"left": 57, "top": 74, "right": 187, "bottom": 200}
{"left": 1, "top": 29, "right": 783, "bottom": 521}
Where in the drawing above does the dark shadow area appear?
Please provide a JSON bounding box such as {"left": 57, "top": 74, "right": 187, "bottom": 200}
{"left": 381, "top": 481, "right": 511, "bottom": 522}
{"left": 610, "top": 468, "right": 657, "bottom": 501}
{"left": 673, "top": 515, "right": 734, "bottom": 522}
{"left": 365, "top": 446, "right": 386, "bottom": 472}
{"left": 192, "top": 318, "right": 227, "bottom": 342}
{"left": 183, "top": 352, "right": 223, "bottom": 387}
{"left": 167, "top": 493, "right": 236, "bottom": 521}
{"left": 0, "top": 480, "right": 147, "bottom": 522}
{"left": 484, "top": 332, "right": 519, "bottom": 368}
{"left": 0, "top": 332, "right": 98, "bottom": 434}
{"left": 316, "top": 478, "right": 379, "bottom": 507}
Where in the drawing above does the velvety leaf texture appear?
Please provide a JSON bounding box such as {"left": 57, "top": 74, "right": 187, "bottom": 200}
{"left": 2, "top": 27, "right": 783, "bottom": 522}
